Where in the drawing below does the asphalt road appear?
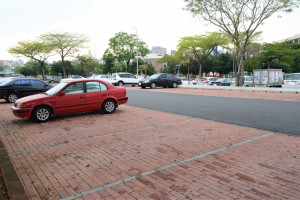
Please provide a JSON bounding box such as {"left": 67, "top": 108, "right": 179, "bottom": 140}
{"left": 127, "top": 89, "right": 300, "bottom": 136}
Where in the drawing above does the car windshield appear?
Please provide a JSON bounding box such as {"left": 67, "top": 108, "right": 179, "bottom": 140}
{"left": 285, "top": 74, "right": 300, "bottom": 80}
{"left": 45, "top": 82, "right": 68, "bottom": 96}
{"left": 149, "top": 74, "right": 160, "bottom": 79}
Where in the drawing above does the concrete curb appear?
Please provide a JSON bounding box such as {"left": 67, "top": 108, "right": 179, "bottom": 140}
{"left": 179, "top": 84, "right": 300, "bottom": 94}
{"left": 0, "top": 139, "right": 29, "bottom": 200}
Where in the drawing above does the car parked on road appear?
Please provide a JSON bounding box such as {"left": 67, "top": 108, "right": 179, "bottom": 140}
{"left": 243, "top": 76, "right": 254, "bottom": 87}
{"left": 11, "top": 79, "right": 128, "bottom": 122}
{"left": 0, "top": 78, "right": 53, "bottom": 103}
{"left": 89, "top": 74, "right": 111, "bottom": 83}
{"left": 209, "top": 78, "right": 231, "bottom": 86}
{"left": 284, "top": 73, "right": 300, "bottom": 86}
{"left": 60, "top": 76, "right": 84, "bottom": 82}
{"left": 203, "top": 77, "right": 219, "bottom": 85}
{"left": 192, "top": 78, "right": 207, "bottom": 85}
{"left": 139, "top": 73, "right": 182, "bottom": 89}
{"left": 110, "top": 72, "right": 139, "bottom": 87}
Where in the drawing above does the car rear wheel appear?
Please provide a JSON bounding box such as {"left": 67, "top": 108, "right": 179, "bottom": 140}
{"left": 102, "top": 99, "right": 116, "bottom": 114}
{"left": 118, "top": 81, "right": 124, "bottom": 86}
{"left": 172, "top": 82, "right": 177, "bottom": 88}
{"left": 150, "top": 82, "right": 156, "bottom": 89}
{"left": 32, "top": 106, "right": 52, "bottom": 123}
{"left": 6, "top": 93, "right": 18, "bottom": 103}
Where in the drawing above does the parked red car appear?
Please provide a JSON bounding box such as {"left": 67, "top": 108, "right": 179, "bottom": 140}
{"left": 12, "top": 79, "right": 128, "bottom": 122}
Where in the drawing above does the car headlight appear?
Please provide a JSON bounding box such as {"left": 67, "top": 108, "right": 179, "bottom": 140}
{"left": 17, "top": 103, "right": 26, "bottom": 108}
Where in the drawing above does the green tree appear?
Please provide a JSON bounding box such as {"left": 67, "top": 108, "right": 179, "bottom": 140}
{"left": 260, "top": 42, "right": 299, "bottom": 69}
{"left": 76, "top": 54, "right": 100, "bottom": 77}
{"left": 185, "top": 0, "right": 300, "bottom": 85}
{"left": 106, "top": 32, "right": 150, "bottom": 73}
{"left": 158, "top": 54, "right": 180, "bottom": 74}
{"left": 40, "top": 32, "right": 89, "bottom": 78}
{"left": 8, "top": 40, "right": 53, "bottom": 80}
{"left": 50, "top": 60, "right": 75, "bottom": 77}
{"left": 13, "top": 61, "right": 41, "bottom": 77}
{"left": 102, "top": 49, "right": 116, "bottom": 74}
{"left": 177, "top": 32, "right": 229, "bottom": 77}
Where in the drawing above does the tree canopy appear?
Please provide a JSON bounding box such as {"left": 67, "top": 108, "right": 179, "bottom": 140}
{"left": 177, "top": 32, "right": 229, "bottom": 77}
{"left": 105, "top": 32, "right": 150, "bottom": 73}
{"left": 8, "top": 40, "right": 54, "bottom": 80}
{"left": 40, "top": 32, "right": 89, "bottom": 78}
{"left": 185, "top": 0, "right": 300, "bottom": 85}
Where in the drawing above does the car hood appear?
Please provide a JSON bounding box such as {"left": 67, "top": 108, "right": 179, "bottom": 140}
{"left": 15, "top": 93, "right": 50, "bottom": 104}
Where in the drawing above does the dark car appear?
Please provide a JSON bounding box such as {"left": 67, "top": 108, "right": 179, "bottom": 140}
{"left": 209, "top": 78, "right": 231, "bottom": 86}
{"left": 139, "top": 73, "right": 182, "bottom": 89}
{"left": 12, "top": 79, "right": 128, "bottom": 122}
{"left": 0, "top": 78, "right": 53, "bottom": 103}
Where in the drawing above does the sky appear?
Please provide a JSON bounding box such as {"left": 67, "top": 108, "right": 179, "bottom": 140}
{"left": 1, "top": 0, "right": 300, "bottom": 62}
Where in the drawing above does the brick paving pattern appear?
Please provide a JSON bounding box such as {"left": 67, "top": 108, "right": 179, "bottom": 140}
{"left": 0, "top": 88, "right": 299, "bottom": 200}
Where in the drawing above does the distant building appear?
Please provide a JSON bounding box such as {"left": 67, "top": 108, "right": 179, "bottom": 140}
{"left": 277, "top": 34, "right": 300, "bottom": 43}
{"left": 143, "top": 46, "right": 167, "bottom": 73}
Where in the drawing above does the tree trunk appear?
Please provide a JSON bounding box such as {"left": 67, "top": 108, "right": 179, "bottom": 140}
{"left": 62, "top": 57, "right": 66, "bottom": 78}
{"left": 40, "top": 61, "right": 46, "bottom": 81}
{"left": 198, "top": 62, "right": 202, "bottom": 77}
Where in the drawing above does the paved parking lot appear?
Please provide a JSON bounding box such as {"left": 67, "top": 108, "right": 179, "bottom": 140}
{"left": 0, "top": 88, "right": 300, "bottom": 200}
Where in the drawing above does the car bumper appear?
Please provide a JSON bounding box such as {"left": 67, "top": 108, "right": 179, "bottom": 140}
{"left": 139, "top": 82, "right": 151, "bottom": 87}
{"left": 117, "top": 97, "right": 128, "bottom": 104}
{"left": 11, "top": 106, "right": 31, "bottom": 118}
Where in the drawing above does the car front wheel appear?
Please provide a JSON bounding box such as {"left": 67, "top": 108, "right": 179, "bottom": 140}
{"left": 6, "top": 93, "right": 18, "bottom": 103}
{"left": 118, "top": 81, "right": 124, "bottom": 86}
{"left": 150, "top": 82, "right": 156, "bottom": 89}
{"left": 32, "top": 106, "right": 52, "bottom": 123}
{"left": 102, "top": 99, "right": 116, "bottom": 114}
{"left": 172, "top": 82, "right": 178, "bottom": 88}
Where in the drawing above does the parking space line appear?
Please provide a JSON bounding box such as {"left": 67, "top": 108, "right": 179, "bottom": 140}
{"left": 10, "top": 118, "right": 196, "bottom": 156}
{"left": 60, "top": 132, "right": 274, "bottom": 200}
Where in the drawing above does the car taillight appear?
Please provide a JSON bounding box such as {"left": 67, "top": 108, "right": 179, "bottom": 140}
{"left": 220, "top": 83, "right": 223, "bottom": 86}
{"left": 282, "top": 80, "right": 284, "bottom": 84}
{"left": 113, "top": 78, "right": 117, "bottom": 80}
{"left": 205, "top": 80, "right": 209, "bottom": 83}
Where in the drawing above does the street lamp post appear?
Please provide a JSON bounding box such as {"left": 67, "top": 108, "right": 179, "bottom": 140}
{"left": 133, "top": 28, "right": 138, "bottom": 76}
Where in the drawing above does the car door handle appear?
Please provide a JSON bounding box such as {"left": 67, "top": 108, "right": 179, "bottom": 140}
{"left": 80, "top": 96, "right": 85, "bottom": 99}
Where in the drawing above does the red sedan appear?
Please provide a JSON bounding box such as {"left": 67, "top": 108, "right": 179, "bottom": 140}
{"left": 12, "top": 79, "right": 128, "bottom": 122}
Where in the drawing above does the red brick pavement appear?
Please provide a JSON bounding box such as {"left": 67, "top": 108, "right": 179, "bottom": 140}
{"left": 0, "top": 94, "right": 299, "bottom": 200}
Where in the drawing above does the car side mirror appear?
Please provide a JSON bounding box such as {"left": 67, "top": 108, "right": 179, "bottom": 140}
{"left": 58, "top": 91, "right": 65, "bottom": 96}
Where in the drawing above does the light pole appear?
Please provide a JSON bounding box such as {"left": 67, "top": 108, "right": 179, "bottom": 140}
{"left": 133, "top": 28, "right": 138, "bottom": 76}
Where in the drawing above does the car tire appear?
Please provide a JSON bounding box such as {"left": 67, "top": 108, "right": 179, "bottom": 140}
{"left": 102, "top": 99, "right": 116, "bottom": 114}
{"left": 172, "top": 82, "right": 178, "bottom": 88}
{"left": 150, "top": 82, "right": 156, "bottom": 89}
{"left": 118, "top": 81, "right": 124, "bottom": 86}
{"left": 6, "top": 93, "right": 18, "bottom": 103}
{"left": 132, "top": 85, "right": 136, "bottom": 87}
{"left": 32, "top": 106, "right": 52, "bottom": 123}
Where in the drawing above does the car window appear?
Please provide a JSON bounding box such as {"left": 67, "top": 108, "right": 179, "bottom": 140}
{"left": 63, "top": 82, "right": 84, "bottom": 95}
{"left": 112, "top": 74, "right": 116, "bottom": 78}
{"left": 245, "top": 77, "right": 253, "bottom": 81}
{"left": 119, "top": 74, "right": 129, "bottom": 78}
{"left": 86, "top": 81, "right": 101, "bottom": 92}
{"left": 31, "top": 80, "right": 46, "bottom": 87}
{"left": 129, "top": 74, "right": 136, "bottom": 78}
{"left": 160, "top": 74, "right": 166, "bottom": 79}
{"left": 100, "top": 83, "right": 108, "bottom": 91}
{"left": 13, "top": 79, "right": 31, "bottom": 86}
{"left": 166, "top": 74, "right": 173, "bottom": 78}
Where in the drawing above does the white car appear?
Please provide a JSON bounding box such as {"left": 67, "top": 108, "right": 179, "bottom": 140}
{"left": 110, "top": 72, "right": 139, "bottom": 87}
{"left": 284, "top": 73, "right": 300, "bottom": 87}
{"left": 90, "top": 74, "right": 111, "bottom": 83}
{"left": 60, "top": 76, "right": 84, "bottom": 82}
